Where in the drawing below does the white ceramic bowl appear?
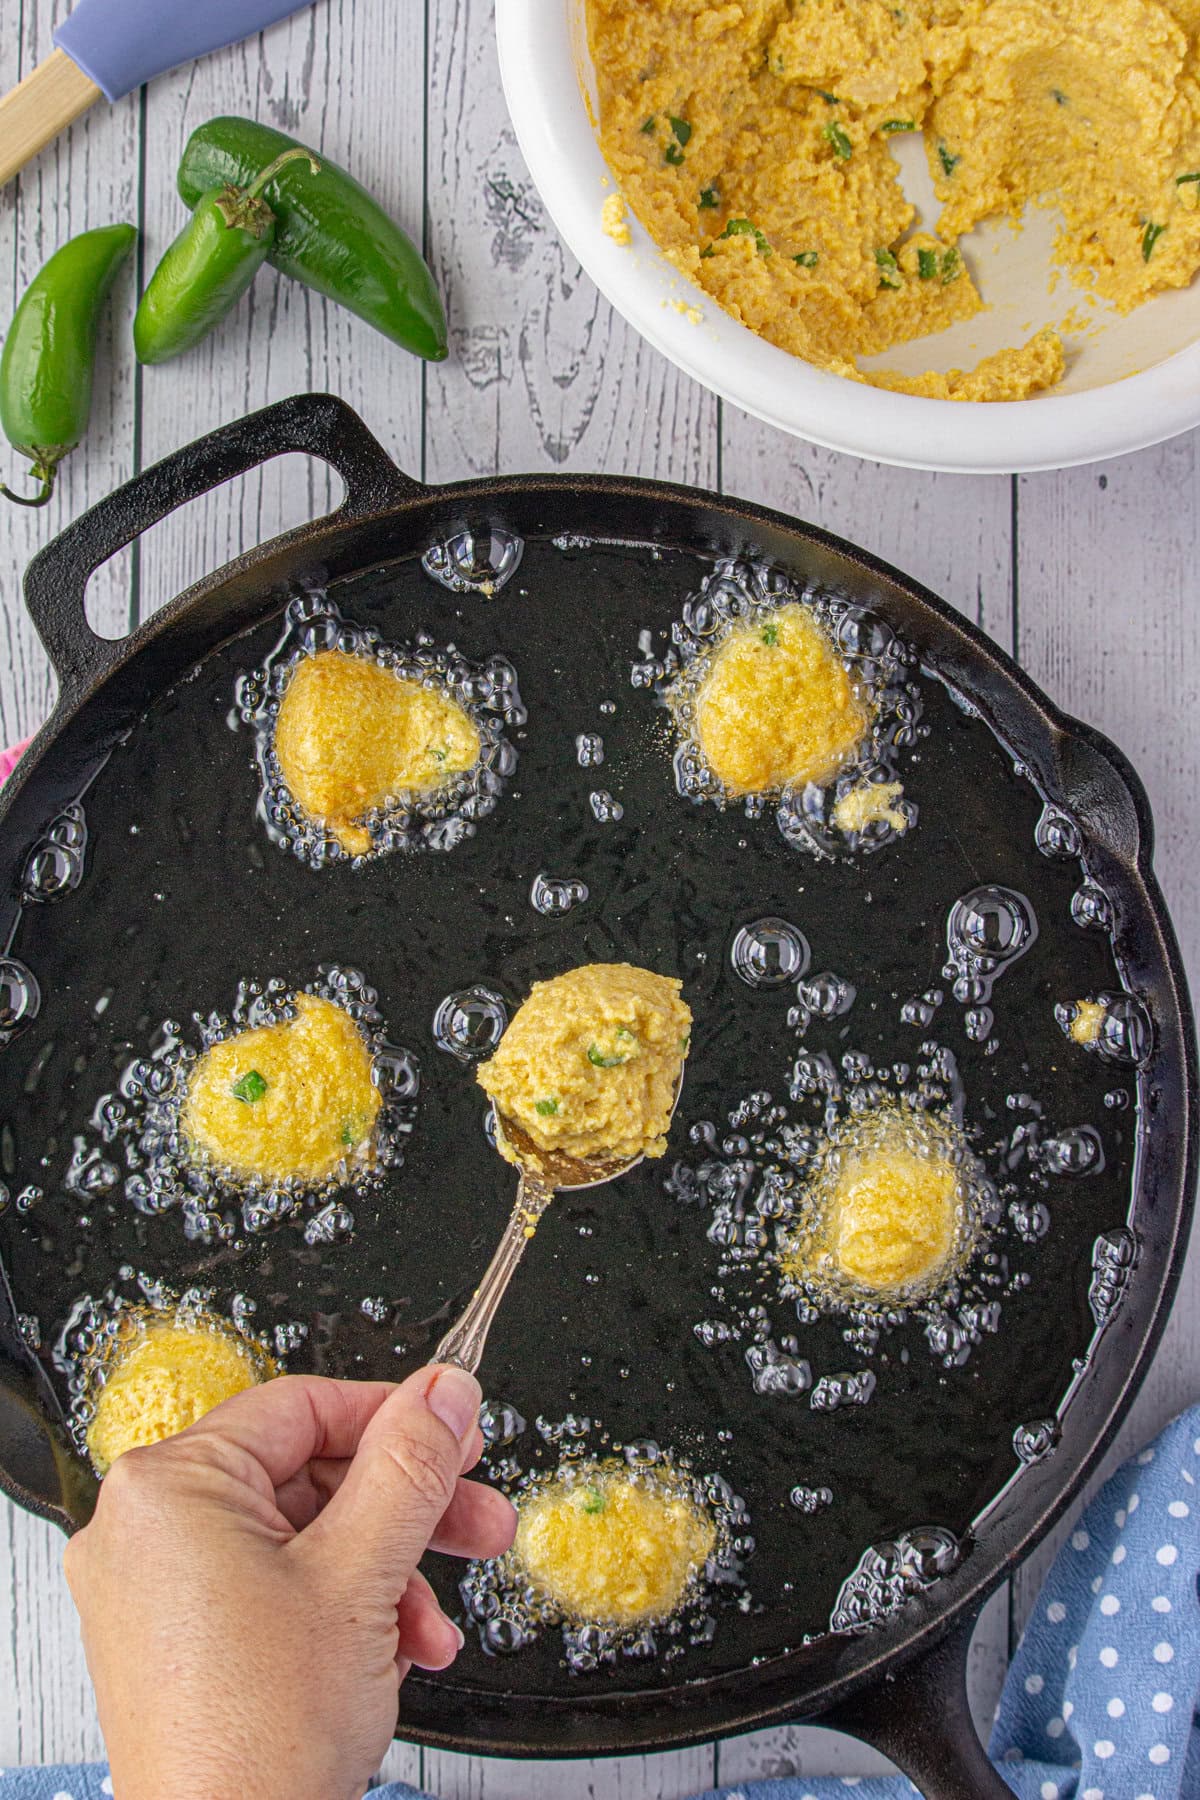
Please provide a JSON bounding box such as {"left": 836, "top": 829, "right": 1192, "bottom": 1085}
{"left": 496, "top": 0, "right": 1200, "bottom": 473}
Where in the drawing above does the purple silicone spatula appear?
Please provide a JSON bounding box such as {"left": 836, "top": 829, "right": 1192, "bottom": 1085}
{"left": 0, "top": 0, "right": 318, "bottom": 189}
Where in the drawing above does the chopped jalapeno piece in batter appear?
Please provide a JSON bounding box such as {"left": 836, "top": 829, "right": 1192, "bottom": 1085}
{"left": 231, "top": 1070, "right": 268, "bottom": 1104}
{"left": 581, "top": 1486, "right": 607, "bottom": 1514}
{"left": 793, "top": 249, "right": 819, "bottom": 268}
{"left": 716, "top": 217, "right": 772, "bottom": 255}
{"left": 937, "top": 141, "right": 960, "bottom": 176}
{"left": 535, "top": 1097, "right": 560, "bottom": 1117}
{"left": 698, "top": 184, "right": 720, "bottom": 209}
{"left": 668, "top": 116, "right": 692, "bottom": 147}
{"left": 882, "top": 119, "right": 916, "bottom": 133}
{"left": 917, "top": 246, "right": 939, "bottom": 280}
{"left": 761, "top": 622, "right": 779, "bottom": 645}
{"left": 1143, "top": 221, "right": 1166, "bottom": 260}
{"left": 824, "top": 121, "right": 853, "bottom": 161}
{"left": 875, "top": 247, "right": 902, "bottom": 289}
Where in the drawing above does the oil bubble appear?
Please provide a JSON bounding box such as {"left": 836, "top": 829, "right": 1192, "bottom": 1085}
{"left": 1089, "top": 1227, "right": 1137, "bottom": 1327}
{"left": 945, "top": 885, "right": 1037, "bottom": 1018}
{"left": 530, "top": 873, "right": 589, "bottom": 916}
{"left": 694, "top": 1318, "right": 735, "bottom": 1347}
{"left": 480, "top": 1399, "right": 527, "bottom": 1446}
{"left": 1013, "top": 1418, "right": 1060, "bottom": 1464}
{"left": 0, "top": 958, "right": 40, "bottom": 1044}
{"left": 831, "top": 1526, "right": 960, "bottom": 1633}
{"left": 745, "top": 1336, "right": 812, "bottom": 1396}
{"left": 433, "top": 987, "right": 508, "bottom": 1062}
{"left": 421, "top": 527, "right": 524, "bottom": 596}
{"left": 22, "top": 803, "right": 88, "bottom": 902}
{"left": 794, "top": 971, "right": 855, "bottom": 1021}
{"left": 1040, "top": 1126, "right": 1104, "bottom": 1178}
{"left": 810, "top": 1369, "right": 876, "bottom": 1412}
{"left": 790, "top": 1485, "right": 834, "bottom": 1513}
{"left": 1071, "top": 883, "right": 1114, "bottom": 932}
{"left": 576, "top": 733, "right": 605, "bottom": 768}
{"left": 901, "top": 989, "right": 943, "bottom": 1028}
{"left": 731, "top": 919, "right": 810, "bottom": 990}
{"left": 303, "top": 1200, "right": 355, "bottom": 1246}
{"left": 589, "top": 790, "right": 624, "bottom": 824}
{"left": 1008, "top": 1198, "right": 1051, "bottom": 1243}
{"left": 1035, "top": 804, "right": 1082, "bottom": 860}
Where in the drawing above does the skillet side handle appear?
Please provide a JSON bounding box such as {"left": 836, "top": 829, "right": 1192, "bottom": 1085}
{"left": 815, "top": 1613, "right": 1014, "bottom": 1800}
{"left": 23, "top": 392, "right": 424, "bottom": 710}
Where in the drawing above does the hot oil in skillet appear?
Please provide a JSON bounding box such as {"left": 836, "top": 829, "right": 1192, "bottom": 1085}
{"left": 0, "top": 540, "right": 1136, "bottom": 1692}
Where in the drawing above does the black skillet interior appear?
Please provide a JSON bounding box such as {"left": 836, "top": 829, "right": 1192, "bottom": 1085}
{"left": 0, "top": 398, "right": 1192, "bottom": 1768}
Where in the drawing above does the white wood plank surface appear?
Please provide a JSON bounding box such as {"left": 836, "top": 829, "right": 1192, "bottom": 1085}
{"left": 0, "top": 0, "right": 1196, "bottom": 1793}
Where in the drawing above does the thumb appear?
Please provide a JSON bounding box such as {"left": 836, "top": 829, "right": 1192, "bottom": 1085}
{"left": 299, "top": 1364, "right": 481, "bottom": 1591}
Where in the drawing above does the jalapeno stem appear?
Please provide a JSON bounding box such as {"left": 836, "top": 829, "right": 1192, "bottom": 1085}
{"left": 0, "top": 463, "right": 55, "bottom": 507}
{"left": 214, "top": 149, "right": 321, "bottom": 235}
{"left": 244, "top": 147, "right": 321, "bottom": 202}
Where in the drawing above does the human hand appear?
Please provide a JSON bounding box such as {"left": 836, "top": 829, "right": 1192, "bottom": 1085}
{"left": 63, "top": 1364, "right": 516, "bottom": 1800}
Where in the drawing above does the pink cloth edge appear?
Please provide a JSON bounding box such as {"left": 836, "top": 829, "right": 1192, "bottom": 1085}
{"left": 0, "top": 737, "right": 33, "bottom": 784}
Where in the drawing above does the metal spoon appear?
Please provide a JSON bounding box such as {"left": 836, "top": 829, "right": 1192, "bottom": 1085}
{"left": 435, "top": 1080, "right": 683, "bottom": 1375}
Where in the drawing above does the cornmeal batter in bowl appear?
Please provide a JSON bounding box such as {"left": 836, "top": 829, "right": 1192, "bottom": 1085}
{"left": 183, "top": 991, "right": 382, "bottom": 1185}
{"left": 477, "top": 962, "right": 692, "bottom": 1164}
{"left": 587, "top": 0, "right": 1200, "bottom": 399}
{"left": 83, "top": 1305, "right": 274, "bottom": 1475}
{"left": 510, "top": 1458, "right": 717, "bottom": 1626}
{"left": 274, "top": 649, "right": 481, "bottom": 856}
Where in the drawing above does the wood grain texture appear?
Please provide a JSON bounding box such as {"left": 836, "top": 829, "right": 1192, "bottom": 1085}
{"left": 423, "top": 0, "right": 717, "bottom": 488}
{"left": 0, "top": 0, "right": 141, "bottom": 1759}
{"left": 1007, "top": 440, "right": 1200, "bottom": 1636}
{"left": 134, "top": 0, "right": 426, "bottom": 620}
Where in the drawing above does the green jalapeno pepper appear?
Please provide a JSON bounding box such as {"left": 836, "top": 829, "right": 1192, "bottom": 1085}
{"left": 178, "top": 117, "right": 448, "bottom": 362}
{"left": 0, "top": 223, "right": 137, "bottom": 508}
{"left": 135, "top": 148, "right": 318, "bottom": 366}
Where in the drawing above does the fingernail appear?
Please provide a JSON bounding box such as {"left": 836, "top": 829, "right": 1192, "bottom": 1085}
{"left": 427, "top": 1365, "right": 482, "bottom": 1442}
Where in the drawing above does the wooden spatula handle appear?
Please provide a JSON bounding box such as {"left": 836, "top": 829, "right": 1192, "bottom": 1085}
{"left": 0, "top": 50, "right": 101, "bottom": 189}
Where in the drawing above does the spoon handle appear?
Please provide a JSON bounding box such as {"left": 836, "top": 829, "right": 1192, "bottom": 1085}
{"left": 434, "top": 1169, "right": 555, "bottom": 1374}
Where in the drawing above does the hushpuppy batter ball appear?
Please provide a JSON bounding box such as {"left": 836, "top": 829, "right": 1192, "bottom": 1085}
{"left": 782, "top": 1102, "right": 978, "bottom": 1302}
{"left": 183, "top": 991, "right": 381, "bottom": 1185}
{"left": 688, "top": 604, "right": 869, "bottom": 797}
{"left": 512, "top": 1460, "right": 716, "bottom": 1627}
{"left": 86, "top": 1309, "right": 274, "bottom": 1475}
{"left": 477, "top": 962, "right": 692, "bottom": 1165}
{"left": 274, "top": 649, "right": 481, "bottom": 856}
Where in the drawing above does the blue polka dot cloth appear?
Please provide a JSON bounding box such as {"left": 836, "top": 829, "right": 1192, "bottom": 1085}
{"left": 2, "top": 1407, "right": 1196, "bottom": 1800}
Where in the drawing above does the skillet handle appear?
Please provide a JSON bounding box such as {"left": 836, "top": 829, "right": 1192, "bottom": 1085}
{"left": 23, "top": 392, "right": 424, "bottom": 710}
{"left": 816, "top": 1611, "right": 1013, "bottom": 1800}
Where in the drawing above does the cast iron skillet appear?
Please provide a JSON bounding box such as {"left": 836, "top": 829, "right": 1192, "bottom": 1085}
{"left": 0, "top": 394, "right": 1193, "bottom": 1799}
